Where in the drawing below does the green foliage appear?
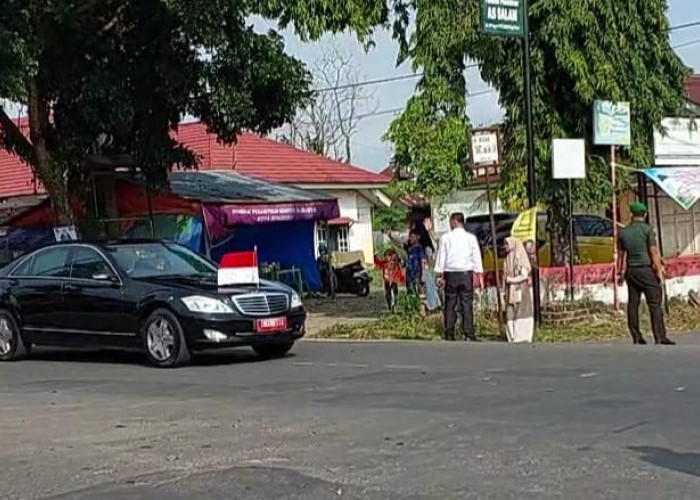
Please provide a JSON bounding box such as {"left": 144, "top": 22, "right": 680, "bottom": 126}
{"left": 396, "top": 292, "right": 420, "bottom": 315}
{"left": 373, "top": 204, "right": 409, "bottom": 231}
{"left": 0, "top": 0, "right": 388, "bottom": 222}
{"left": 316, "top": 300, "right": 700, "bottom": 342}
{"left": 387, "top": 0, "right": 688, "bottom": 263}
{"left": 383, "top": 0, "right": 471, "bottom": 198}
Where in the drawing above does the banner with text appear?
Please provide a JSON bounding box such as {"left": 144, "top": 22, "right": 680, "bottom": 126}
{"left": 644, "top": 167, "right": 700, "bottom": 211}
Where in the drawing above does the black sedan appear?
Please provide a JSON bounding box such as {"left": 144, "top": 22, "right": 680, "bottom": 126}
{"left": 0, "top": 240, "right": 306, "bottom": 367}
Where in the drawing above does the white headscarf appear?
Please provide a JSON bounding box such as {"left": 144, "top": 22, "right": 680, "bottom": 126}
{"left": 505, "top": 236, "right": 531, "bottom": 277}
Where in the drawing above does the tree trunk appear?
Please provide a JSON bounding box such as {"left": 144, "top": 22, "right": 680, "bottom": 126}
{"left": 27, "top": 78, "right": 72, "bottom": 225}
{"left": 548, "top": 209, "right": 578, "bottom": 267}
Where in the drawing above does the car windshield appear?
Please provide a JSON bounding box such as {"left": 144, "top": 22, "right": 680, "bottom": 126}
{"left": 106, "top": 243, "right": 217, "bottom": 279}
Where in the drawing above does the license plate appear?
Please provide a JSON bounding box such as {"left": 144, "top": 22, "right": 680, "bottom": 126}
{"left": 255, "top": 317, "right": 288, "bottom": 333}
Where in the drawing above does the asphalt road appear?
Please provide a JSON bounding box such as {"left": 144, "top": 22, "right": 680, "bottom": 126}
{"left": 2, "top": 338, "right": 700, "bottom": 499}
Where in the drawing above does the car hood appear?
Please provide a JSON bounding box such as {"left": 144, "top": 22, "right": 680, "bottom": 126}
{"left": 136, "top": 276, "right": 291, "bottom": 296}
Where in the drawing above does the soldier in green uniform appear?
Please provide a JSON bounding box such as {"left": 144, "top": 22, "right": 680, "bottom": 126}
{"left": 617, "top": 202, "right": 675, "bottom": 345}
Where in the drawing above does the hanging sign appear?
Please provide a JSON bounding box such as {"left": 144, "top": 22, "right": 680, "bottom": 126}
{"left": 593, "top": 101, "right": 631, "bottom": 146}
{"left": 480, "top": 0, "right": 525, "bottom": 37}
{"left": 644, "top": 167, "right": 700, "bottom": 211}
{"left": 470, "top": 128, "right": 501, "bottom": 182}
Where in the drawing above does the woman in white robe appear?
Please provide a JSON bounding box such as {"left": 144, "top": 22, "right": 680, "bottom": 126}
{"left": 504, "top": 236, "right": 534, "bottom": 343}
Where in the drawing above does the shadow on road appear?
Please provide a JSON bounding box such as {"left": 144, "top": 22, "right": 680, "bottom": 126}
{"left": 628, "top": 446, "right": 700, "bottom": 477}
{"left": 27, "top": 347, "right": 295, "bottom": 367}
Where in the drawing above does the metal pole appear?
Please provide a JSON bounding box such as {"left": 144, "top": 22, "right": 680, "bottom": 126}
{"left": 652, "top": 183, "right": 670, "bottom": 314}
{"left": 485, "top": 166, "right": 504, "bottom": 331}
{"left": 146, "top": 188, "right": 155, "bottom": 239}
{"left": 611, "top": 146, "right": 620, "bottom": 311}
{"left": 568, "top": 179, "right": 575, "bottom": 301}
{"left": 522, "top": 0, "right": 540, "bottom": 323}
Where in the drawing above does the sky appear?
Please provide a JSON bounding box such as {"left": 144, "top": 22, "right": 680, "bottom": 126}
{"left": 270, "top": 0, "right": 700, "bottom": 172}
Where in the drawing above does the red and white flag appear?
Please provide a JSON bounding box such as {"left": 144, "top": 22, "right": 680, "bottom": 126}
{"left": 218, "top": 250, "right": 259, "bottom": 286}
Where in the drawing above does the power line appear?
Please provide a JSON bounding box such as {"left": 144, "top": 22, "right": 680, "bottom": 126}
{"left": 356, "top": 88, "right": 497, "bottom": 120}
{"left": 673, "top": 37, "right": 700, "bottom": 49}
{"left": 312, "top": 21, "right": 700, "bottom": 95}
{"left": 314, "top": 62, "right": 481, "bottom": 93}
{"left": 315, "top": 73, "right": 421, "bottom": 93}
{"left": 670, "top": 20, "right": 700, "bottom": 32}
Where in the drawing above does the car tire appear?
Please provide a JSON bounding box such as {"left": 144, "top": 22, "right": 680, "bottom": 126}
{"left": 253, "top": 341, "right": 294, "bottom": 359}
{"left": 0, "top": 310, "right": 29, "bottom": 362}
{"left": 142, "top": 309, "right": 191, "bottom": 368}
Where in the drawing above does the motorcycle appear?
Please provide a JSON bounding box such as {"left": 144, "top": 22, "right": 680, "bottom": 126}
{"left": 317, "top": 245, "right": 371, "bottom": 297}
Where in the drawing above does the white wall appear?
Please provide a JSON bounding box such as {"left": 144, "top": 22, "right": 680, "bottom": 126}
{"left": 649, "top": 195, "right": 700, "bottom": 257}
{"left": 325, "top": 189, "right": 375, "bottom": 263}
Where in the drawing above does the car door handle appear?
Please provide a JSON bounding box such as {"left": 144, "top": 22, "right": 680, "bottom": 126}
{"left": 62, "top": 283, "right": 78, "bottom": 292}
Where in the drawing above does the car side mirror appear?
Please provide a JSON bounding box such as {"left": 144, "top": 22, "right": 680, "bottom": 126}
{"left": 93, "top": 273, "right": 119, "bottom": 284}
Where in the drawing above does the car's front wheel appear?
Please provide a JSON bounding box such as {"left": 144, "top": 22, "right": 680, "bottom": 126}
{"left": 0, "top": 310, "right": 29, "bottom": 362}
{"left": 253, "top": 341, "right": 295, "bottom": 359}
{"left": 142, "top": 309, "right": 191, "bottom": 368}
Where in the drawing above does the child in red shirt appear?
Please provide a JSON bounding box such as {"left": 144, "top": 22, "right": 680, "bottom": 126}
{"left": 374, "top": 249, "right": 404, "bottom": 312}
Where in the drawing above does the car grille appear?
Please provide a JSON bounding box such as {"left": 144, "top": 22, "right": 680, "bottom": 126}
{"left": 232, "top": 293, "right": 289, "bottom": 316}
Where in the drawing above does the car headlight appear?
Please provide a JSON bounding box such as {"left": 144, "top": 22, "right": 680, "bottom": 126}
{"left": 181, "top": 295, "right": 233, "bottom": 314}
{"left": 290, "top": 291, "right": 303, "bottom": 309}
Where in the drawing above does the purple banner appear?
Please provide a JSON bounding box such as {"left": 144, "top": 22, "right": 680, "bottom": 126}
{"left": 203, "top": 201, "right": 339, "bottom": 242}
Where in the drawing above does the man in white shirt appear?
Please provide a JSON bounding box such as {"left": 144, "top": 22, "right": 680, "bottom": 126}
{"left": 435, "top": 212, "right": 484, "bottom": 341}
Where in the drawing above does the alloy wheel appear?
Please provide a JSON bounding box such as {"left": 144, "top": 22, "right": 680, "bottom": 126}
{"left": 146, "top": 318, "right": 175, "bottom": 362}
{"left": 0, "top": 317, "right": 13, "bottom": 356}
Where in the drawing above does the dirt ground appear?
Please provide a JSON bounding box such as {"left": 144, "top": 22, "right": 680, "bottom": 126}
{"left": 304, "top": 291, "right": 387, "bottom": 335}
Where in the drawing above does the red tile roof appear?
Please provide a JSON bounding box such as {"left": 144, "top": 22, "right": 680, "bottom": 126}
{"left": 0, "top": 119, "right": 388, "bottom": 199}
{"left": 688, "top": 75, "right": 700, "bottom": 105}
{"left": 0, "top": 118, "right": 44, "bottom": 198}
{"left": 173, "top": 121, "right": 389, "bottom": 185}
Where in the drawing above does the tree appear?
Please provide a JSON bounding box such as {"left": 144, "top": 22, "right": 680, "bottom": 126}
{"left": 384, "top": 0, "right": 471, "bottom": 198}
{"left": 387, "top": 0, "right": 688, "bottom": 264}
{"left": 283, "top": 44, "right": 377, "bottom": 163}
{"left": 0, "top": 0, "right": 388, "bottom": 224}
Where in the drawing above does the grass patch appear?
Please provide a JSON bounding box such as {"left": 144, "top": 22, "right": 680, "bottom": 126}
{"left": 315, "top": 299, "right": 700, "bottom": 343}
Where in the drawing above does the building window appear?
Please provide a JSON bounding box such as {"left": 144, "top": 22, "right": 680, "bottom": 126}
{"left": 337, "top": 225, "right": 350, "bottom": 252}
{"left": 316, "top": 223, "right": 328, "bottom": 251}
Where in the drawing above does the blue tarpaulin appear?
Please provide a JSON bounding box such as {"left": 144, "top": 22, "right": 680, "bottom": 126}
{"left": 0, "top": 226, "right": 56, "bottom": 265}
{"left": 125, "top": 215, "right": 205, "bottom": 254}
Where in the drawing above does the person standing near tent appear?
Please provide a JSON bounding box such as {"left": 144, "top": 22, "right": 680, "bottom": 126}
{"left": 617, "top": 202, "right": 675, "bottom": 345}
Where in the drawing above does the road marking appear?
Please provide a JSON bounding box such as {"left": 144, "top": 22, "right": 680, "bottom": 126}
{"left": 384, "top": 364, "right": 423, "bottom": 370}
{"left": 326, "top": 362, "right": 369, "bottom": 368}
{"left": 293, "top": 361, "right": 369, "bottom": 369}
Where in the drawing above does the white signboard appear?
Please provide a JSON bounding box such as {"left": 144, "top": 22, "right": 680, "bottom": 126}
{"left": 471, "top": 129, "right": 500, "bottom": 165}
{"left": 653, "top": 117, "right": 700, "bottom": 166}
{"left": 552, "top": 139, "right": 586, "bottom": 179}
{"left": 53, "top": 225, "right": 78, "bottom": 242}
{"left": 431, "top": 189, "right": 504, "bottom": 234}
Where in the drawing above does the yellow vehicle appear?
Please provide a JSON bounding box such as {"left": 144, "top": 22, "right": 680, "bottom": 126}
{"left": 465, "top": 213, "right": 615, "bottom": 272}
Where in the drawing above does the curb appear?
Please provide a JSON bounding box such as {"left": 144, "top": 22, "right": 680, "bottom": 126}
{"left": 301, "top": 337, "right": 442, "bottom": 344}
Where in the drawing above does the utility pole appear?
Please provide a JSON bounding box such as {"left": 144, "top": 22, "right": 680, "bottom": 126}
{"left": 480, "top": 0, "right": 540, "bottom": 323}
{"left": 521, "top": 0, "right": 541, "bottom": 324}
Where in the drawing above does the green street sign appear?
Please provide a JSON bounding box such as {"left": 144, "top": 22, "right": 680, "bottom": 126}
{"left": 480, "top": 0, "right": 524, "bottom": 37}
